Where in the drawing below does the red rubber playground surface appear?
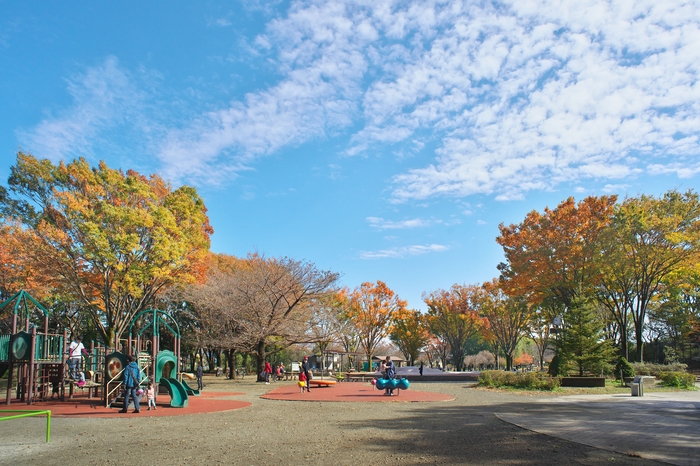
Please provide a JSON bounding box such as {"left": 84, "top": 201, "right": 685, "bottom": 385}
{"left": 0, "top": 391, "right": 251, "bottom": 418}
{"left": 261, "top": 381, "right": 455, "bottom": 402}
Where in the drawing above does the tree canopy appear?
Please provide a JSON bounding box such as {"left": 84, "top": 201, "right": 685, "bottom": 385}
{"left": 0, "top": 152, "right": 213, "bottom": 346}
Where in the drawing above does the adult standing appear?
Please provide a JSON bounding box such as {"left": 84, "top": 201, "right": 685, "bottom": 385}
{"left": 301, "top": 356, "right": 311, "bottom": 392}
{"left": 67, "top": 335, "right": 89, "bottom": 380}
{"left": 196, "top": 362, "right": 204, "bottom": 391}
{"left": 419, "top": 361, "right": 424, "bottom": 377}
{"left": 383, "top": 356, "right": 396, "bottom": 396}
{"left": 119, "top": 354, "right": 141, "bottom": 413}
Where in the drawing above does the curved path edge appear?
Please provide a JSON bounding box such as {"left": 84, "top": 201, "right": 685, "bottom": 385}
{"left": 496, "top": 393, "right": 700, "bottom": 466}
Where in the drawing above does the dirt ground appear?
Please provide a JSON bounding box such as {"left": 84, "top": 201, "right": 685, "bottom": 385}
{"left": 0, "top": 376, "right": 665, "bottom": 466}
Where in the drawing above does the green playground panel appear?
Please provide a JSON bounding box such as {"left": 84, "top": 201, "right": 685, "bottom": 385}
{"left": 0, "top": 333, "right": 64, "bottom": 362}
{"left": 0, "top": 334, "right": 9, "bottom": 361}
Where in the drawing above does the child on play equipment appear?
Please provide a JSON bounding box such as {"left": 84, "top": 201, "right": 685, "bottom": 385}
{"left": 146, "top": 382, "right": 156, "bottom": 410}
{"left": 298, "top": 371, "right": 307, "bottom": 393}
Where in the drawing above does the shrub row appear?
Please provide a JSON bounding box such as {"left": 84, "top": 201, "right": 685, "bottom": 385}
{"left": 658, "top": 371, "right": 697, "bottom": 389}
{"left": 478, "top": 371, "right": 560, "bottom": 390}
{"left": 631, "top": 362, "right": 687, "bottom": 377}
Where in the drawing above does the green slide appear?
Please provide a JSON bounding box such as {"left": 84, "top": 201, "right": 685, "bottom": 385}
{"left": 159, "top": 377, "right": 189, "bottom": 408}
{"left": 180, "top": 379, "right": 200, "bottom": 396}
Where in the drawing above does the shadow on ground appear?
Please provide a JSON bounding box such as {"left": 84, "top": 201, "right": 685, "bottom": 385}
{"left": 340, "top": 391, "right": 666, "bottom": 465}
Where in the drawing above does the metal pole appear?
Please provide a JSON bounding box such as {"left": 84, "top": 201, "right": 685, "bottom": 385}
{"left": 27, "top": 328, "right": 37, "bottom": 405}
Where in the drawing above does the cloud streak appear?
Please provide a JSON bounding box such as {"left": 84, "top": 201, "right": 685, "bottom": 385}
{"left": 17, "top": 56, "right": 147, "bottom": 163}
{"left": 366, "top": 216, "right": 432, "bottom": 230}
{"left": 359, "top": 243, "right": 449, "bottom": 259}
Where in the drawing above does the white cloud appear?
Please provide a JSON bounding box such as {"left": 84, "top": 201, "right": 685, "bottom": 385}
{"left": 26, "top": 1, "right": 700, "bottom": 198}
{"left": 359, "top": 243, "right": 449, "bottom": 259}
{"left": 381, "top": 0, "right": 700, "bottom": 201}
{"left": 602, "top": 183, "right": 631, "bottom": 194}
{"left": 366, "top": 216, "right": 432, "bottom": 230}
{"left": 17, "top": 56, "right": 146, "bottom": 163}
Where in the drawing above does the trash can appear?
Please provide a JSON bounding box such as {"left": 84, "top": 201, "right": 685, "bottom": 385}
{"left": 631, "top": 376, "right": 644, "bottom": 396}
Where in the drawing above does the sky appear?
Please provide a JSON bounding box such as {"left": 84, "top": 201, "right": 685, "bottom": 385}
{"left": 1, "top": 1, "right": 699, "bottom": 311}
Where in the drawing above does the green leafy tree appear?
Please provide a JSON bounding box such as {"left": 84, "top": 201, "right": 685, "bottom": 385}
{"left": 560, "top": 299, "right": 615, "bottom": 376}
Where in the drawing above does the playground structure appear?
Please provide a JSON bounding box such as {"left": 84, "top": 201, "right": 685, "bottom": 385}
{"left": 1, "top": 291, "right": 193, "bottom": 410}
{"left": 0, "top": 290, "right": 105, "bottom": 405}
{"left": 104, "top": 309, "right": 193, "bottom": 409}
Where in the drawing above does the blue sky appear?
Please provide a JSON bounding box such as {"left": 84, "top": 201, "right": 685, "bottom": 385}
{"left": 1, "top": 1, "right": 699, "bottom": 311}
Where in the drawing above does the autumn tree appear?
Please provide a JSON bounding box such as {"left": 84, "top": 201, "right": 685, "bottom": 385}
{"left": 347, "top": 281, "right": 406, "bottom": 370}
{"left": 497, "top": 196, "right": 617, "bottom": 309}
{"left": 389, "top": 308, "right": 430, "bottom": 366}
{"left": 206, "top": 253, "right": 339, "bottom": 375}
{"left": 528, "top": 306, "right": 552, "bottom": 371}
{"left": 175, "top": 253, "right": 251, "bottom": 377}
{"left": 0, "top": 153, "right": 213, "bottom": 346}
{"left": 497, "top": 196, "right": 616, "bottom": 366}
{"left": 424, "top": 284, "right": 488, "bottom": 371}
{"left": 601, "top": 190, "right": 700, "bottom": 361}
{"left": 306, "top": 289, "right": 348, "bottom": 372}
{"left": 480, "top": 279, "right": 533, "bottom": 371}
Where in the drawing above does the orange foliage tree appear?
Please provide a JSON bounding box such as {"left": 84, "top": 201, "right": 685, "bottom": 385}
{"left": 424, "top": 284, "right": 488, "bottom": 371}
{"left": 1, "top": 153, "right": 213, "bottom": 346}
{"left": 496, "top": 196, "right": 617, "bottom": 311}
{"left": 348, "top": 281, "right": 407, "bottom": 370}
{"left": 389, "top": 308, "right": 430, "bottom": 366}
{"left": 513, "top": 353, "right": 534, "bottom": 367}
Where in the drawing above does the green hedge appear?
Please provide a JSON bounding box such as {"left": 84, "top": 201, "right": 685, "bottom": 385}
{"left": 631, "top": 362, "right": 687, "bottom": 377}
{"left": 658, "top": 371, "right": 697, "bottom": 389}
{"left": 478, "top": 371, "right": 560, "bottom": 390}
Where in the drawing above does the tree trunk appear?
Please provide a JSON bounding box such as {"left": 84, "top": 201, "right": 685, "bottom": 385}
{"left": 635, "top": 328, "right": 644, "bottom": 363}
{"left": 228, "top": 349, "right": 236, "bottom": 380}
{"left": 505, "top": 353, "right": 513, "bottom": 371}
{"left": 256, "top": 341, "right": 266, "bottom": 381}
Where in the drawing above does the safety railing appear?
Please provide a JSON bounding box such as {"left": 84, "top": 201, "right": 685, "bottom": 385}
{"left": 35, "top": 334, "right": 64, "bottom": 361}
{"left": 0, "top": 410, "right": 52, "bottom": 442}
{"left": 105, "top": 367, "right": 126, "bottom": 405}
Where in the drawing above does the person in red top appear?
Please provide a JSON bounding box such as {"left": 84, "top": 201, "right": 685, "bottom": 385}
{"left": 264, "top": 360, "right": 272, "bottom": 384}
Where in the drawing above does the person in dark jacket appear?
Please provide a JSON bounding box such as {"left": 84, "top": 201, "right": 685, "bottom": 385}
{"left": 301, "top": 356, "right": 311, "bottom": 392}
{"left": 196, "top": 363, "right": 204, "bottom": 391}
{"left": 119, "top": 354, "right": 141, "bottom": 413}
{"left": 383, "top": 356, "right": 396, "bottom": 396}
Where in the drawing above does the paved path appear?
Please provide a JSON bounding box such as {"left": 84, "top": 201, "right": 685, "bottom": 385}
{"left": 497, "top": 390, "right": 700, "bottom": 466}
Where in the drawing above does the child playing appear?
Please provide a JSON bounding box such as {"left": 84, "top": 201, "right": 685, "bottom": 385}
{"left": 146, "top": 382, "right": 156, "bottom": 410}
{"left": 298, "top": 371, "right": 307, "bottom": 393}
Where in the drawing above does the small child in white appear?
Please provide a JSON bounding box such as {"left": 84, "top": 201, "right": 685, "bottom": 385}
{"left": 146, "top": 382, "right": 156, "bottom": 410}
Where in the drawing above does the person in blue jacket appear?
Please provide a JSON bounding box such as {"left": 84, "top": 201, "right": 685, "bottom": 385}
{"left": 119, "top": 354, "right": 141, "bottom": 413}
